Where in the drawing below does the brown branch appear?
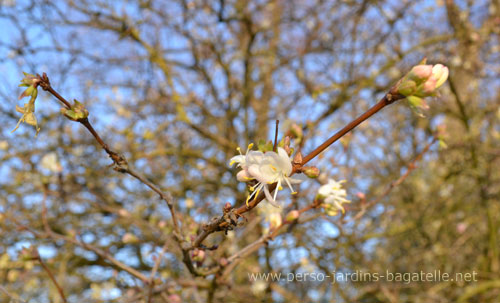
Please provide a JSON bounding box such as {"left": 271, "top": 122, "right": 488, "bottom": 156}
{"left": 39, "top": 191, "right": 150, "bottom": 283}
{"left": 33, "top": 73, "right": 204, "bottom": 275}
{"left": 0, "top": 285, "right": 28, "bottom": 303}
{"left": 147, "top": 242, "right": 170, "bottom": 303}
{"left": 34, "top": 249, "right": 67, "bottom": 303}
{"left": 192, "top": 89, "right": 405, "bottom": 249}
{"left": 218, "top": 200, "right": 321, "bottom": 282}
{"left": 273, "top": 119, "right": 279, "bottom": 152}
{"left": 299, "top": 90, "right": 404, "bottom": 167}
{"left": 37, "top": 73, "right": 182, "bottom": 237}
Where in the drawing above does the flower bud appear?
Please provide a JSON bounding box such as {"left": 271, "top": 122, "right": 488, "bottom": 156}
{"left": 268, "top": 213, "right": 282, "bottom": 229}
{"left": 407, "top": 95, "right": 429, "bottom": 110}
{"left": 61, "top": 99, "right": 89, "bottom": 121}
{"left": 118, "top": 209, "right": 130, "bottom": 217}
{"left": 191, "top": 249, "right": 206, "bottom": 263}
{"left": 19, "top": 72, "right": 40, "bottom": 87}
{"left": 408, "top": 65, "right": 433, "bottom": 82}
{"left": 396, "top": 79, "right": 417, "bottom": 96}
{"left": 356, "top": 192, "right": 366, "bottom": 200}
{"left": 122, "top": 233, "right": 139, "bottom": 244}
{"left": 285, "top": 210, "right": 300, "bottom": 222}
{"left": 223, "top": 202, "right": 232, "bottom": 213}
{"left": 397, "top": 62, "right": 449, "bottom": 107}
{"left": 289, "top": 123, "right": 303, "bottom": 139}
{"left": 421, "top": 77, "right": 437, "bottom": 94}
{"left": 431, "top": 64, "right": 449, "bottom": 88}
{"left": 293, "top": 151, "right": 303, "bottom": 164}
{"left": 219, "top": 258, "right": 229, "bottom": 267}
{"left": 302, "top": 166, "right": 320, "bottom": 178}
{"left": 283, "top": 135, "right": 291, "bottom": 148}
{"left": 167, "top": 294, "right": 181, "bottom": 303}
{"left": 19, "top": 246, "right": 39, "bottom": 261}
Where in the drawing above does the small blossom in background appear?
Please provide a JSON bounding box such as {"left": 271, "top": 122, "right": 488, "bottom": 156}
{"left": 317, "top": 179, "right": 350, "bottom": 216}
{"left": 258, "top": 202, "right": 282, "bottom": 232}
{"left": 40, "top": 152, "right": 63, "bottom": 173}
{"left": 395, "top": 59, "right": 449, "bottom": 111}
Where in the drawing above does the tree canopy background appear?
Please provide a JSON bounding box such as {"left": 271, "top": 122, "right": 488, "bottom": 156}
{"left": 0, "top": 0, "right": 499, "bottom": 302}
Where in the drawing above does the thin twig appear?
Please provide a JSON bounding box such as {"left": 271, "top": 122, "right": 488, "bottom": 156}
{"left": 0, "top": 284, "right": 27, "bottom": 303}
{"left": 273, "top": 119, "right": 279, "bottom": 152}
{"left": 35, "top": 250, "right": 67, "bottom": 303}
{"left": 39, "top": 188, "right": 150, "bottom": 283}
{"left": 147, "top": 242, "right": 170, "bottom": 303}
{"left": 38, "top": 74, "right": 181, "bottom": 237}
{"left": 35, "top": 74, "right": 201, "bottom": 275}
{"left": 352, "top": 136, "right": 438, "bottom": 220}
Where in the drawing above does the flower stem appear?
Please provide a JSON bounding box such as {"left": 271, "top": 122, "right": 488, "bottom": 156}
{"left": 300, "top": 92, "right": 404, "bottom": 167}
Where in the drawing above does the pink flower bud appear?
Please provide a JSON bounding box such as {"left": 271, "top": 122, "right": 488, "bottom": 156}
{"left": 456, "top": 223, "right": 467, "bottom": 234}
{"left": 356, "top": 192, "right": 366, "bottom": 200}
{"left": 167, "top": 294, "right": 181, "bottom": 303}
{"left": 431, "top": 64, "right": 449, "bottom": 88}
{"left": 422, "top": 77, "right": 437, "bottom": 94}
{"left": 401, "top": 63, "right": 448, "bottom": 100}
{"left": 285, "top": 210, "right": 300, "bottom": 221}
{"left": 219, "top": 258, "right": 229, "bottom": 266}
{"left": 192, "top": 249, "right": 206, "bottom": 263}
{"left": 409, "top": 65, "right": 433, "bottom": 81}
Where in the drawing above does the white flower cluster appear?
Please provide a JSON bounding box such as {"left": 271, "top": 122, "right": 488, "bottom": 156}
{"left": 230, "top": 144, "right": 302, "bottom": 207}
{"left": 317, "top": 179, "right": 350, "bottom": 216}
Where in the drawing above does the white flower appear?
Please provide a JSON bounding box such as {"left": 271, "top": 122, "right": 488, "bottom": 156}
{"left": 41, "top": 152, "right": 62, "bottom": 173}
{"left": 246, "top": 147, "right": 302, "bottom": 207}
{"left": 258, "top": 203, "right": 283, "bottom": 231}
{"left": 251, "top": 280, "right": 267, "bottom": 295}
{"left": 229, "top": 143, "right": 261, "bottom": 182}
{"left": 318, "top": 179, "right": 350, "bottom": 216}
{"left": 230, "top": 145, "right": 303, "bottom": 207}
{"left": 229, "top": 143, "right": 254, "bottom": 169}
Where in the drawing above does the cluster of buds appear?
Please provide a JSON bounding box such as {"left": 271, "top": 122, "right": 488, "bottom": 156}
{"left": 61, "top": 99, "right": 89, "bottom": 121}
{"left": 395, "top": 59, "right": 449, "bottom": 110}
{"left": 191, "top": 248, "right": 206, "bottom": 266}
{"left": 291, "top": 151, "right": 320, "bottom": 178}
{"left": 13, "top": 72, "right": 90, "bottom": 136}
{"left": 13, "top": 73, "right": 42, "bottom": 136}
